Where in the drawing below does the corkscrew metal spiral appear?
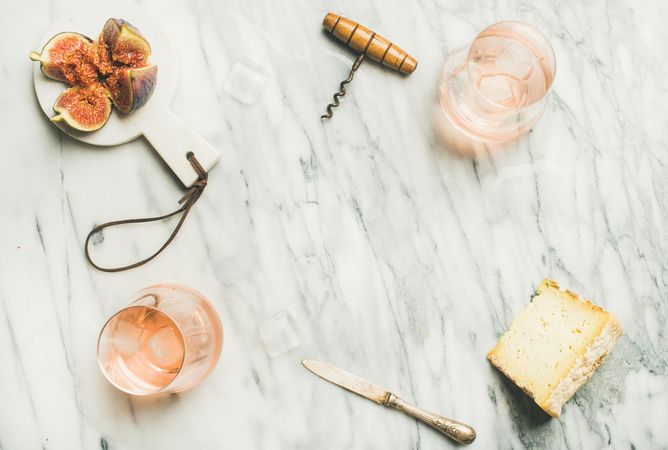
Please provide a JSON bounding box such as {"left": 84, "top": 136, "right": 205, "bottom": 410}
{"left": 320, "top": 13, "right": 418, "bottom": 120}
{"left": 321, "top": 54, "right": 365, "bottom": 119}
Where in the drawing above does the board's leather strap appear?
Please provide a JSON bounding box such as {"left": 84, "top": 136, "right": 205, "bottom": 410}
{"left": 84, "top": 152, "right": 208, "bottom": 273}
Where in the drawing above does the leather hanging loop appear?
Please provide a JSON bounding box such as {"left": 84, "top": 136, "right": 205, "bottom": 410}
{"left": 84, "top": 152, "right": 208, "bottom": 273}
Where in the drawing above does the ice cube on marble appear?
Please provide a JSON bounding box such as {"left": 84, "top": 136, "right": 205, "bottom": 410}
{"left": 258, "top": 311, "right": 301, "bottom": 357}
{"left": 223, "top": 59, "right": 268, "bottom": 105}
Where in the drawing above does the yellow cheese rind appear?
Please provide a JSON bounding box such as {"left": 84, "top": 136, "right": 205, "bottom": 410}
{"left": 487, "top": 279, "right": 622, "bottom": 417}
{"left": 542, "top": 318, "right": 622, "bottom": 416}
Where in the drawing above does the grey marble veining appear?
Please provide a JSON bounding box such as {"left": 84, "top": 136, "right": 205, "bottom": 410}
{"left": 1, "top": 0, "right": 667, "bottom": 449}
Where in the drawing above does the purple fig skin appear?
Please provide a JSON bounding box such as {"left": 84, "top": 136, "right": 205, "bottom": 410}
{"left": 115, "top": 19, "right": 144, "bottom": 40}
{"left": 97, "top": 18, "right": 157, "bottom": 113}
{"left": 31, "top": 17, "right": 158, "bottom": 133}
{"left": 100, "top": 18, "right": 151, "bottom": 66}
{"left": 129, "top": 64, "right": 158, "bottom": 112}
{"left": 128, "top": 64, "right": 158, "bottom": 113}
{"left": 101, "top": 18, "right": 145, "bottom": 44}
{"left": 100, "top": 18, "right": 123, "bottom": 48}
{"left": 108, "top": 64, "right": 158, "bottom": 113}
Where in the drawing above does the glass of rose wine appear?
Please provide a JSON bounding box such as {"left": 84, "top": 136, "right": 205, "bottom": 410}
{"left": 97, "top": 283, "right": 223, "bottom": 395}
{"left": 439, "top": 21, "right": 556, "bottom": 142}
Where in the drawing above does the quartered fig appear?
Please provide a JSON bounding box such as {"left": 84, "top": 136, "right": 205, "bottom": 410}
{"left": 99, "top": 18, "right": 151, "bottom": 67}
{"left": 105, "top": 64, "right": 158, "bottom": 114}
{"left": 29, "top": 32, "right": 98, "bottom": 86}
{"left": 30, "top": 18, "right": 158, "bottom": 132}
{"left": 98, "top": 18, "right": 157, "bottom": 114}
{"left": 52, "top": 83, "right": 112, "bottom": 131}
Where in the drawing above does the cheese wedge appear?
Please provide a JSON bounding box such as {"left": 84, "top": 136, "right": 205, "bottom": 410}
{"left": 487, "top": 279, "right": 622, "bottom": 417}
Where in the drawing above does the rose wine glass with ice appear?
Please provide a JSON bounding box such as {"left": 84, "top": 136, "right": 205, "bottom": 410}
{"left": 97, "top": 283, "right": 223, "bottom": 395}
{"left": 439, "top": 21, "right": 556, "bottom": 142}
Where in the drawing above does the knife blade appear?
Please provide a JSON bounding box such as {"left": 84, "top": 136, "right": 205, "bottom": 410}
{"left": 302, "top": 359, "right": 389, "bottom": 404}
{"left": 302, "top": 360, "right": 476, "bottom": 445}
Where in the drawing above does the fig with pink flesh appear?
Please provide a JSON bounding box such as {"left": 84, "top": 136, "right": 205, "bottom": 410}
{"left": 30, "top": 18, "right": 157, "bottom": 132}
{"left": 29, "top": 32, "right": 99, "bottom": 86}
{"left": 98, "top": 18, "right": 157, "bottom": 113}
{"left": 52, "top": 83, "right": 112, "bottom": 131}
{"left": 99, "top": 18, "right": 151, "bottom": 67}
{"left": 105, "top": 64, "right": 158, "bottom": 114}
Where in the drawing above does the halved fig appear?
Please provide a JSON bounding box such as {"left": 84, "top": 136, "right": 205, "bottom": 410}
{"left": 29, "top": 32, "right": 99, "bottom": 86}
{"left": 52, "top": 83, "right": 112, "bottom": 131}
{"left": 99, "top": 18, "right": 151, "bottom": 67}
{"left": 106, "top": 64, "right": 157, "bottom": 114}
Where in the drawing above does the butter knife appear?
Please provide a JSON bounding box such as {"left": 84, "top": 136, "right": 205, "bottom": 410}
{"left": 302, "top": 360, "right": 476, "bottom": 444}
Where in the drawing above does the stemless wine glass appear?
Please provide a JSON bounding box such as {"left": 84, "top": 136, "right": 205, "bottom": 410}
{"left": 97, "top": 283, "right": 223, "bottom": 395}
{"left": 439, "top": 21, "right": 556, "bottom": 142}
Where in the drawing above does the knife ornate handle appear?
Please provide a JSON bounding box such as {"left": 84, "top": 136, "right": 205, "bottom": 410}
{"left": 384, "top": 393, "right": 476, "bottom": 444}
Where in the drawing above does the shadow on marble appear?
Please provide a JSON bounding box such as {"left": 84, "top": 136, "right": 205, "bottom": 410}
{"left": 30, "top": 88, "right": 66, "bottom": 143}
{"left": 98, "top": 376, "right": 184, "bottom": 415}
{"left": 319, "top": 27, "right": 416, "bottom": 103}
{"left": 431, "top": 100, "right": 530, "bottom": 159}
{"left": 491, "top": 368, "right": 552, "bottom": 428}
{"left": 29, "top": 79, "right": 183, "bottom": 190}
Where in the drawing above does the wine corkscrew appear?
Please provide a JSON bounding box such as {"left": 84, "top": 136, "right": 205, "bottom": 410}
{"left": 320, "top": 13, "right": 418, "bottom": 120}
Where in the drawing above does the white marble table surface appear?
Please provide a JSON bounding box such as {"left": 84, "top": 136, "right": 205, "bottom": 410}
{"left": 1, "top": 0, "right": 667, "bottom": 449}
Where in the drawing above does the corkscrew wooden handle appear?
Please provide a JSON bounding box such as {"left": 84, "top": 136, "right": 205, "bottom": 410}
{"left": 322, "top": 13, "right": 417, "bottom": 74}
